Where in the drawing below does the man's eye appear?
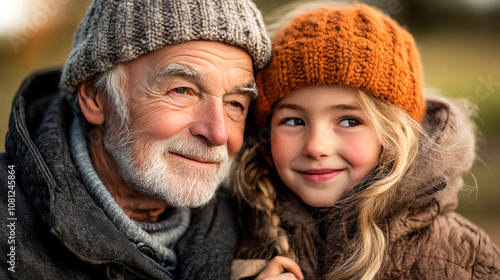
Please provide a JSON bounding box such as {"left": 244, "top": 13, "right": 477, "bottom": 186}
{"left": 280, "top": 118, "right": 305, "bottom": 126}
{"left": 339, "top": 118, "right": 361, "bottom": 127}
{"left": 170, "top": 87, "right": 188, "bottom": 94}
{"left": 229, "top": 101, "right": 244, "bottom": 110}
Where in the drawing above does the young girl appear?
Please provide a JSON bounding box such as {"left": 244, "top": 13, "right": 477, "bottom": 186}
{"left": 232, "top": 4, "right": 500, "bottom": 280}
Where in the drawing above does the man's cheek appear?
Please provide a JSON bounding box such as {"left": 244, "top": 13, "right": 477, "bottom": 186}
{"left": 228, "top": 122, "right": 246, "bottom": 157}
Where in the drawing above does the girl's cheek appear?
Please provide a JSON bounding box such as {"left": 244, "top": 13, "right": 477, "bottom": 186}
{"left": 271, "top": 132, "right": 293, "bottom": 165}
{"left": 342, "top": 137, "right": 381, "bottom": 168}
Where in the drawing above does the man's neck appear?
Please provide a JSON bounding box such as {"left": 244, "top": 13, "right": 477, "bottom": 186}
{"left": 88, "top": 127, "right": 169, "bottom": 223}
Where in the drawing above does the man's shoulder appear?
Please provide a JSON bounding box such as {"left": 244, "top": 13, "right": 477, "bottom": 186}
{"left": 0, "top": 153, "right": 15, "bottom": 210}
{"left": 0, "top": 152, "right": 34, "bottom": 221}
{"left": 16, "top": 68, "right": 62, "bottom": 95}
{"left": 0, "top": 153, "right": 16, "bottom": 202}
{"left": 0, "top": 153, "right": 12, "bottom": 174}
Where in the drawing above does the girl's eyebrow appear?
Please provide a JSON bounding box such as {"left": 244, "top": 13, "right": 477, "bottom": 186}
{"left": 274, "top": 102, "right": 362, "bottom": 113}
{"left": 274, "top": 103, "right": 306, "bottom": 112}
{"left": 327, "top": 103, "right": 363, "bottom": 112}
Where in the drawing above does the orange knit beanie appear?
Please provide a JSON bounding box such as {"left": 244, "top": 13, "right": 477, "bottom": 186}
{"left": 255, "top": 4, "right": 425, "bottom": 127}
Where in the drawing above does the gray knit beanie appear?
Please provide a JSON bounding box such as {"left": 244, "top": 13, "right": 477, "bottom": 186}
{"left": 61, "top": 0, "right": 272, "bottom": 92}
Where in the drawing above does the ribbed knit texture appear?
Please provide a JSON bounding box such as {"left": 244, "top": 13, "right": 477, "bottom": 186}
{"left": 69, "top": 116, "right": 191, "bottom": 271}
{"left": 255, "top": 4, "right": 425, "bottom": 126}
{"left": 61, "top": 0, "right": 271, "bottom": 92}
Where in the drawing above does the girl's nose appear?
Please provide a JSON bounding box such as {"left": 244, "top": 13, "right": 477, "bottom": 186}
{"left": 303, "top": 127, "right": 334, "bottom": 160}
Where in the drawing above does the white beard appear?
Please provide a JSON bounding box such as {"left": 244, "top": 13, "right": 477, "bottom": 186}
{"left": 103, "top": 120, "right": 231, "bottom": 207}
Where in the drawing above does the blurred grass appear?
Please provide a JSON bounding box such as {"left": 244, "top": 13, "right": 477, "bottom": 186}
{"left": 415, "top": 29, "right": 500, "bottom": 246}
{"left": 0, "top": 1, "right": 499, "bottom": 246}
{"left": 415, "top": 30, "right": 500, "bottom": 247}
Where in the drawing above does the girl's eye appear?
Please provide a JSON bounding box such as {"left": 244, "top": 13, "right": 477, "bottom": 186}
{"left": 339, "top": 118, "right": 361, "bottom": 127}
{"left": 280, "top": 118, "right": 305, "bottom": 126}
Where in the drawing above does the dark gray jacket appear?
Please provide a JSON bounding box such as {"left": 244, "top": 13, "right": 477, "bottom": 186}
{"left": 0, "top": 69, "right": 239, "bottom": 279}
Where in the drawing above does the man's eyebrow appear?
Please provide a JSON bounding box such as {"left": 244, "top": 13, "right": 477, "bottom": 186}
{"left": 231, "top": 82, "right": 258, "bottom": 100}
{"left": 150, "top": 63, "right": 204, "bottom": 86}
{"left": 151, "top": 63, "right": 257, "bottom": 99}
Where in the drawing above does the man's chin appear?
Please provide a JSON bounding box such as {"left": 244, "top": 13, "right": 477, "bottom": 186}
{"left": 167, "top": 196, "right": 215, "bottom": 208}
{"left": 143, "top": 181, "right": 221, "bottom": 208}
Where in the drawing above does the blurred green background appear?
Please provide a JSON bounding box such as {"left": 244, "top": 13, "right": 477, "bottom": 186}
{"left": 0, "top": 0, "right": 499, "bottom": 246}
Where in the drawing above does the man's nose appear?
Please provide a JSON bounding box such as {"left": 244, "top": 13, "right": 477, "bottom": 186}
{"left": 304, "top": 127, "right": 334, "bottom": 160}
{"left": 190, "top": 100, "right": 228, "bottom": 146}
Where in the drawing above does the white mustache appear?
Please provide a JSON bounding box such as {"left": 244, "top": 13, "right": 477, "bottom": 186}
{"left": 163, "top": 133, "right": 229, "bottom": 163}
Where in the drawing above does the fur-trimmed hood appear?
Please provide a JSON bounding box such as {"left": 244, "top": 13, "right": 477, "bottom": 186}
{"left": 387, "top": 96, "right": 476, "bottom": 241}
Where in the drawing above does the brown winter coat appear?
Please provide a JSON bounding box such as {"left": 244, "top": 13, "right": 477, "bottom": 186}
{"left": 232, "top": 97, "right": 500, "bottom": 279}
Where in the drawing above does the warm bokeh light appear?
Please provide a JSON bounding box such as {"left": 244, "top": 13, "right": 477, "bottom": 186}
{"left": 0, "top": 0, "right": 27, "bottom": 34}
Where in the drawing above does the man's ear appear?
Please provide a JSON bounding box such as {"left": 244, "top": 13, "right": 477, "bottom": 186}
{"left": 78, "top": 80, "right": 106, "bottom": 125}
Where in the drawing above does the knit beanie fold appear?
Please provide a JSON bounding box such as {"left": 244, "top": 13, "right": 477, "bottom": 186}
{"left": 61, "top": 0, "right": 272, "bottom": 92}
{"left": 255, "top": 4, "right": 425, "bottom": 127}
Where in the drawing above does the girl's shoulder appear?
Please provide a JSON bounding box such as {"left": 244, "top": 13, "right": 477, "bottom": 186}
{"left": 383, "top": 212, "right": 500, "bottom": 279}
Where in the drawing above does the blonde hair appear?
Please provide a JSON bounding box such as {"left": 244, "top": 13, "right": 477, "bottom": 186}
{"left": 323, "top": 90, "right": 423, "bottom": 280}
{"left": 235, "top": 141, "right": 296, "bottom": 261}
{"left": 234, "top": 89, "right": 425, "bottom": 279}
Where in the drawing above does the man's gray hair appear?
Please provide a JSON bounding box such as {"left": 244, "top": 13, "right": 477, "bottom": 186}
{"left": 93, "top": 66, "right": 129, "bottom": 127}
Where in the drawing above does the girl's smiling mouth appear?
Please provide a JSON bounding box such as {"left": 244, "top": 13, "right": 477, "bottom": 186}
{"left": 296, "top": 169, "right": 343, "bottom": 183}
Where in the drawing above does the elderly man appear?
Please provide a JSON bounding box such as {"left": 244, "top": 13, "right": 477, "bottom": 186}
{"left": 0, "top": 0, "right": 270, "bottom": 279}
